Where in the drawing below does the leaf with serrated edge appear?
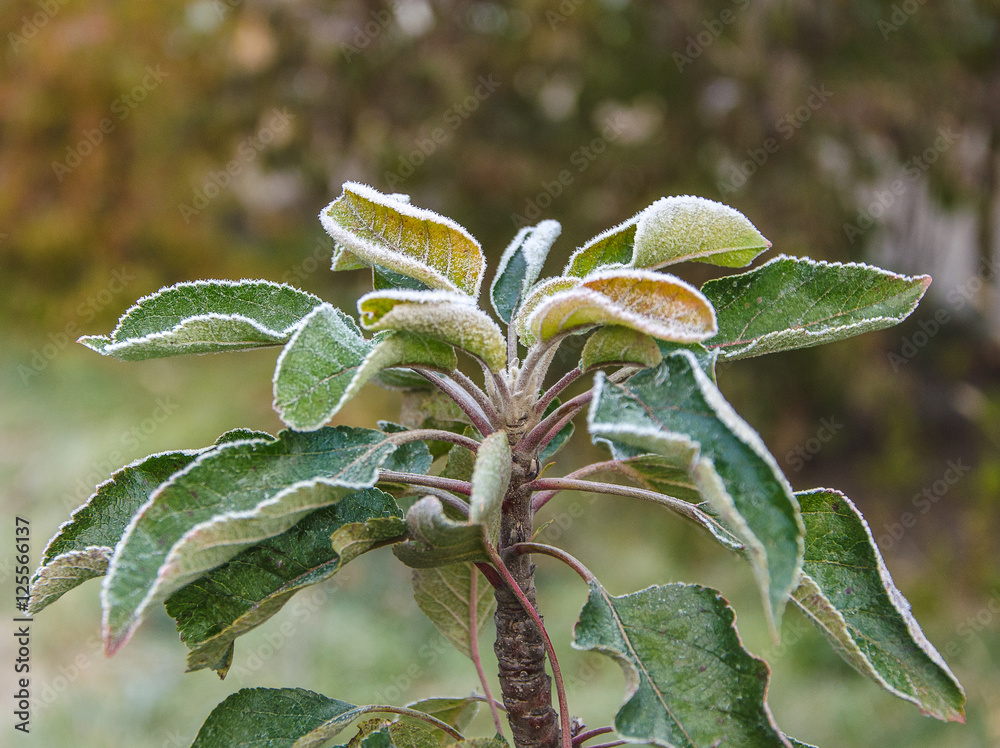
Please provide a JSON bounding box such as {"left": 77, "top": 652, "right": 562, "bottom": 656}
{"left": 589, "top": 350, "right": 803, "bottom": 638}
{"left": 793, "top": 488, "right": 965, "bottom": 722}
{"left": 166, "top": 488, "right": 405, "bottom": 675}
{"left": 564, "top": 196, "right": 770, "bottom": 277}
{"left": 358, "top": 289, "right": 506, "bottom": 371}
{"left": 79, "top": 279, "right": 322, "bottom": 360}
{"left": 412, "top": 563, "right": 495, "bottom": 659}
{"left": 28, "top": 451, "right": 200, "bottom": 615}
{"left": 28, "top": 431, "right": 275, "bottom": 616}
{"left": 490, "top": 220, "right": 561, "bottom": 323}
{"left": 527, "top": 269, "right": 717, "bottom": 346}
{"left": 580, "top": 325, "right": 663, "bottom": 372}
{"left": 321, "top": 182, "right": 485, "bottom": 298}
{"left": 703, "top": 255, "right": 931, "bottom": 360}
{"left": 101, "top": 427, "right": 401, "bottom": 655}
{"left": 190, "top": 687, "right": 361, "bottom": 748}
{"left": 573, "top": 582, "right": 791, "bottom": 747}
{"left": 274, "top": 302, "right": 457, "bottom": 430}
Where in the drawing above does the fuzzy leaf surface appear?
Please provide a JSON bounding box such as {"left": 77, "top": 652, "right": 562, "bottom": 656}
{"left": 359, "top": 290, "right": 506, "bottom": 371}
{"left": 589, "top": 350, "right": 803, "bottom": 637}
{"left": 412, "top": 563, "right": 496, "bottom": 659}
{"left": 321, "top": 182, "right": 485, "bottom": 298}
{"left": 28, "top": 430, "right": 274, "bottom": 616}
{"left": 525, "top": 270, "right": 717, "bottom": 347}
{"left": 793, "top": 489, "right": 965, "bottom": 722}
{"left": 28, "top": 451, "right": 200, "bottom": 615}
{"left": 564, "top": 196, "right": 770, "bottom": 277}
{"left": 580, "top": 325, "right": 663, "bottom": 372}
{"left": 572, "top": 582, "right": 790, "bottom": 747}
{"left": 274, "top": 302, "right": 456, "bottom": 430}
{"left": 468, "top": 432, "right": 510, "bottom": 531}
{"left": 392, "top": 497, "right": 489, "bottom": 568}
{"left": 79, "top": 280, "right": 321, "bottom": 360}
{"left": 165, "top": 488, "right": 405, "bottom": 675}
{"left": 190, "top": 687, "right": 359, "bottom": 748}
{"left": 703, "top": 256, "right": 931, "bottom": 359}
{"left": 490, "top": 220, "right": 561, "bottom": 323}
{"left": 102, "top": 427, "right": 399, "bottom": 655}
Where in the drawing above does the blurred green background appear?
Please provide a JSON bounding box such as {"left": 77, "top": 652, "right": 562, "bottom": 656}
{"left": 2, "top": 1, "right": 999, "bottom": 746}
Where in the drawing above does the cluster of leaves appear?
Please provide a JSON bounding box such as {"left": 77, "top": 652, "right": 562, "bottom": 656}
{"left": 30, "top": 183, "right": 964, "bottom": 748}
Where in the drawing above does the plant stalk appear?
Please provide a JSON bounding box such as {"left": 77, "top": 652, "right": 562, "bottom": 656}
{"left": 492, "top": 458, "right": 563, "bottom": 748}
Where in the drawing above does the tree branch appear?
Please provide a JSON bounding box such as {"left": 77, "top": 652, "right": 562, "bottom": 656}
{"left": 526, "top": 477, "right": 743, "bottom": 549}
{"left": 450, "top": 367, "right": 505, "bottom": 426}
{"left": 535, "top": 367, "right": 584, "bottom": 414}
{"left": 507, "top": 542, "right": 596, "bottom": 585}
{"left": 378, "top": 470, "right": 472, "bottom": 496}
{"left": 572, "top": 727, "right": 613, "bottom": 747}
{"left": 487, "top": 544, "right": 573, "bottom": 748}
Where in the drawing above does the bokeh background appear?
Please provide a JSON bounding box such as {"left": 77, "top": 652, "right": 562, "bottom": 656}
{"left": 2, "top": 1, "right": 999, "bottom": 746}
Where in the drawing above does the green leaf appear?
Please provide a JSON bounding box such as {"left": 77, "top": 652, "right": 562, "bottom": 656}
{"left": 523, "top": 270, "right": 717, "bottom": 347}
{"left": 373, "top": 264, "right": 433, "bottom": 293}
{"left": 580, "top": 325, "right": 663, "bottom": 372}
{"left": 412, "top": 563, "right": 495, "bottom": 659}
{"left": 359, "top": 290, "right": 507, "bottom": 372}
{"left": 190, "top": 687, "right": 360, "bottom": 748}
{"left": 702, "top": 255, "right": 931, "bottom": 360}
{"left": 165, "top": 488, "right": 405, "bottom": 675}
{"left": 28, "top": 431, "right": 274, "bottom": 616}
{"left": 402, "top": 698, "right": 480, "bottom": 734}
{"left": 394, "top": 431, "right": 509, "bottom": 568}
{"left": 101, "top": 427, "right": 401, "bottom": 655}
{"left": 79, "top": 280, "right": 321, "bottom": 360}
{"left": 589, "top": 350, "right": 803, "bottom": 637}
{"left": 655, "top": 341, "right": 718, "bottom": 383}
{"left": 490, "top": 220, "right": 561, "bottom": 323}
{"left": 378, "top": 422, "right": 435, "bottom": 475}
{"left": 572, "top": 582, "right": 790, "bottom": 747}
{"left": 28, "top": 451, "right": 200, "bottom": 615}
{"left": 321, "top": 182, "right": 486, "bottom": 298}
{"left": 793, "top": 489, "right": 965, "bottom": 722}
{"left": 393, "top": 497, "right": 489, "bottom": 569}
{"left": 564, "top": 196, "right": 770, "bottom": 277}
{"left": 512, "top": 277, "right": 581, "bottom": 345}
{"left": 468, "top": 432, "right": 510, "bottom": 532}
{"left": 273, "top": 302, "right": 457, "bottom": 430}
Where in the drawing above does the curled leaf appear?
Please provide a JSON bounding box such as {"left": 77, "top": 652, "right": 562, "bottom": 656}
{"left": 580, "top": 325, "right": 663, "bottom": 372}
{"left": 273, "top": 302, "right": 457, "bottom": 431}
{"left": 490, "top": 220, "right": 561, "bottom": 323}
{"left": 564, "top": 195, "right": 770, "bottom": 277}
{"left": 358, "top": 290, "right": 506, "bottom": 372}
{"left": 322, "top": 182, "right": 485, "bottom": 298}
{"left": 523, "top": 269, "right": 717, "bottom": 347}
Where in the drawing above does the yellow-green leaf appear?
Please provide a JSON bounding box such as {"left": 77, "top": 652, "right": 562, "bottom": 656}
{"left": 321, "top": 182, "right": 485, "bottom": 298}
{"left": 358, "top": 290, "right": 506, "bottom": 372}
{"left": 525, "top": 269, "right": 717, "bottom": 346}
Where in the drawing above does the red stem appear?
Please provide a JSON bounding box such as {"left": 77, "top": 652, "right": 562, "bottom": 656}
{"left": 469, "top": 571, "right": 505, "bottom": 736}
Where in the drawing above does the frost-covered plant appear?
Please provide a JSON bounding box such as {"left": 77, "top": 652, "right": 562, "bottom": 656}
{"left": 31, "top": 183, "right": 965, "bottom": 748}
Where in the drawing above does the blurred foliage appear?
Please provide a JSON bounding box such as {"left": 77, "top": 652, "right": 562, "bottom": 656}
{"left": 2, "top": 1, "right": 1000, "bottom": 746}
